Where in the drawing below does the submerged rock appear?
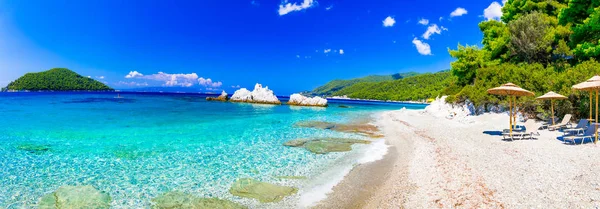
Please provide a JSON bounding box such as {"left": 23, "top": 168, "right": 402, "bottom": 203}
{"left": 304, "top": 141, "right": 353, "bottom": 154}
{"left": 283, "top": 139, "right": 310, "bottom": 147}
{"left": 16, "top": 143, "right": 51, "bottom": 154}
{"left": 274, "top": 176, "right": 308, "bottom": 180}
{"left": 294, "top": 121, "right": 381, "bottom": 137}
{"left": 338, "top": 105, "right": 351, "bottom": 108}
{"left": 283, "top": 138, "right": 371, "bottom": 154}
{"left": 230, "top": 84, "right": 281, "bottom": 105}
{"left": 207, "top": 91, "right": 229, "bottom": 102}
{"left": 113, "top": 149, "right": 158, "bottom": 160}
{"left": 151, "top": 191, "right": 246, "bottom": 209}
{"left": 229, "top": 178, "right": 298, "bottom": 203}
{"left": 287, "top": 94, "right": 328, "bottom": 107}
{"left": 38, "top": 185, "right": 111, "bottom": 209}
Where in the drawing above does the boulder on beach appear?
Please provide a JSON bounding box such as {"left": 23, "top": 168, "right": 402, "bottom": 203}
{"left": 283, "top": 138, "right": 371, "bottom": 154}
{"left": 229, "top": 178, "right": 298, "bottom": 203}
{"left": 230, "top": 84, "right": 281, "bottom": 105}
{"left": 16, "top": 143, "right": 51, "bottom": 154}
{"left": 151, "top": 191, "right": 246, "bottom": 209}
{"left": 287, "top": 94, "right": 328, "bottom": 107}
{"left": 38, "top": 185, "right": 111, "bottom": 209}
{"left": 207, "top": 91, "right": 229, "bottom": 102}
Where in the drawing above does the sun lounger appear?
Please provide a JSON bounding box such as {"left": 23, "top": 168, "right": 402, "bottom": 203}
{"left": 503, "top": 119, "right": 541, "bottom": 140}
{"left": 548, "top": 114, "right": 572, "bottom": 131}
{"left": 563, "top": 125, "right": 596, "bottom": 145}
{"left": 563, "top": 119, "right": 588, "bottom": 136}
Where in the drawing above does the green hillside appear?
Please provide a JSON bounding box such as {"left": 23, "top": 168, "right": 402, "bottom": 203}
{"left": 333, "top": 71, "right": 453, "bottom": 101}
{"left": 309, "top": 72, "right": 417, "bottom": 96}
{"left": 4, "top": 68, "right": 113, "bottom": 91}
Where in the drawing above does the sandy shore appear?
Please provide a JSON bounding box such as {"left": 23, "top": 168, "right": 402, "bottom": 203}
{"left": 316, "top": 107, "right": 600, "bottom": 208}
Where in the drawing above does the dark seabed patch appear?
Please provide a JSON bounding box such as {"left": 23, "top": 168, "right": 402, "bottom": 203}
{"left": 229, "top": 178, "right": 298, "bottom": 203}
{"left": 151, "top": 191, "right": 247, "bottom": 209}
{"left": 16, "top": 143, "right": 51, "bottom": 154}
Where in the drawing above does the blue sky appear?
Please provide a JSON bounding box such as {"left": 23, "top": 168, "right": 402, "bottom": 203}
{"left": 0, "top": 0, "right": 505, "bottom": 94}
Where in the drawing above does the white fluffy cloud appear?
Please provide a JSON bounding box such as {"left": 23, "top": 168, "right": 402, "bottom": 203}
{"left": 339, "top": 49, "right": 344, "bottom": 55}
{"left": 418, "top": 18, "right": 429, "bottom": 25}
{"left": 324, "top": 49, "right": 332, "bottom": 53}
{"left": 232, "top": 85, "right": 241, "bottom": 88}
{"left": 450, "top": 8, "right": 468, "bottom": 17}
{"left": 412, "top": 38, "right": 432, "bottom": 55}
{"left": 325, "top": 5, "right": 333, "bottom": 10}
{"left": 96, "top": 76, "right": 105, "bottom": 79}
{"left": 125, "top": 71, "right": 144, "bottom": 78}
{"left": 198, "top": 77, "right": 223, "bottom": 88}
{"left": 117, "top": 81, "right": 149, "bottom": 87}
{"left": 278, "top": 0, "right": 316, "bottom": 16}
{"left": 383, "top": 16, "right": 396, "bottom": 27}
{"left": 484, "top": 1, "right": 504, "bottom": 21}
{"left": 125, "top": 71, "right": 222, "bottom": 88}
{"left": 422, "top": 24, "right": 442, "bottom": 40}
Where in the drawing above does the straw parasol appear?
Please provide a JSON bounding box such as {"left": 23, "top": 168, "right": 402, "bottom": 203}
{"left": 536, "top": 91, "right": 568, "bottom": 125}
{"left": 573, "top": 75, "right": 600, "bottom": 143}
{"left": 488, "top": 83, "right": 535, "bottom": 136}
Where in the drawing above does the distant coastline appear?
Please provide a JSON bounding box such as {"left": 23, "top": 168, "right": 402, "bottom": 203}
{"left": 327, "top": 96, "right": 429, "bottom": 105}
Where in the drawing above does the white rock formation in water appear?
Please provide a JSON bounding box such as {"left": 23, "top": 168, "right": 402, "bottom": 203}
{"left": 230, "top": 83, "right": 281, "bottom": 104}
{"left": 287, "top": 94, "right": 328, "bottom": 107}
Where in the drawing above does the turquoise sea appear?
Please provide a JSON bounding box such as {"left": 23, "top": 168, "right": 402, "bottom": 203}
{"left": 0, "top": 92, "right": 426, "bottom": 208}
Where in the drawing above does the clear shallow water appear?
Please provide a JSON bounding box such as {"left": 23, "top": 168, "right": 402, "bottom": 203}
{"left": 0, "top": 92, "right": 426, "bottom": 208}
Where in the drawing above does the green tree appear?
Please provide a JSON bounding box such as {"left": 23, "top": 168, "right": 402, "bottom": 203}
{"left": 502, "top": 0, "right": 567, "bottom": 23}
{"left": 558, "top": 0, "right": 600, "bottom": 25}
{"left": 449, "top": 45, "right": 493, "bottom": 86}
{"left": 479, "top": 20, "right": 511, "bottom": 61}
{"left": 507, "top": 11, "right": 554, "bottom": 63}
{"left": 571, "top": 7, "right": 600, "bottom": 60}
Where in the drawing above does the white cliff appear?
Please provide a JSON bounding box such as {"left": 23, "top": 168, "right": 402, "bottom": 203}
{"left": 230, "top": 83, "right": 281, "bottom": 104}
{"left": 287, "top": 94, "right": 328, "bottom": 107}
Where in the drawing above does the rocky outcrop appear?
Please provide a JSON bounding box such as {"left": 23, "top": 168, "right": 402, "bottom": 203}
{"left": 207, "top": 91, "right": 229, "bottom": 102}
{"left": 287, "top": 94, "right": 328, "bottom": 107}
{"left": 230, "top": 84, "right": 281, "bottom": 105}
{"left": 229, "top": 178, "right": 298, "bottom": 203}
{"left": 38, "top": 185, "right": 111, "bottom": 209}
{"left": 151, "top": 191, "right": 246, "bottom": 209}
{"left": 283, "top": 138, "right": 371, "bottom": 154}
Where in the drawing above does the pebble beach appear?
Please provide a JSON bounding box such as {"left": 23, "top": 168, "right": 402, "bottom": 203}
{"left": 318, "top": 100, "right": 600, "bottom": 208}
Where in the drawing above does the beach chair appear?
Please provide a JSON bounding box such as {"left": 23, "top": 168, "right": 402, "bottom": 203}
{"left": 563, "top": 119, "right": 588, "bottom": 136}
{"left": 541, "top": 117, "right": 556, "bottom": 130}
{"left": 503, "top": 119, "right": 540, "bottom": 140}
{"left": 563, "top": 125, "right": 596, "bottom": 145}
{"left": 548, "top": 114, "right": 573, "bottom": 131}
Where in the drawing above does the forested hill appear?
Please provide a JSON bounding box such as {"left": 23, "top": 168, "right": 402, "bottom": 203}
{"left": 333, "top": 71, "right": 453, "bottom": 101}
{"left": 309, "top": 72, "right": 418, "bottom": 96}
{"left": 3, "top": 68, "right": 113, "bottom": 91}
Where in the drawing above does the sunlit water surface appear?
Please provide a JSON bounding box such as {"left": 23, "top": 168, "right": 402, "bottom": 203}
{"left": 0, "top": 92, "right": 426, "bottom": 208}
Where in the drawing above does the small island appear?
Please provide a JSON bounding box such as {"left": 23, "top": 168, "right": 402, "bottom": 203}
{"left": 2, "top": 68, "right": 113, "bottom": 92}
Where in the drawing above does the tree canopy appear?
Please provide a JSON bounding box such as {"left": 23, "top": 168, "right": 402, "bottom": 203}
{"left": 447, "top": 0, "right": 600, "bottom": 118}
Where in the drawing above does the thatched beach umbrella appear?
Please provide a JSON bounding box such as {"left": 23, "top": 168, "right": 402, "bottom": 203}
{"left": 572, "top": 75, "right": 600, "bottom": 143}
{"left": 536, "top": 92, "right": 568, "bottom": 125}
{"left": 488, "top": 83, "right": 535, "bottom": 135}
